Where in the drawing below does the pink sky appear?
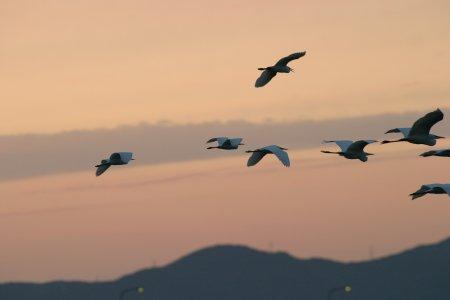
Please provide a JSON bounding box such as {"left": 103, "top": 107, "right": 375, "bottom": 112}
{"left": 0, "top": 0, "right": 449, "bottom": 282}
{"left": 1, "top": 145, "right": 450, "bottom": 282}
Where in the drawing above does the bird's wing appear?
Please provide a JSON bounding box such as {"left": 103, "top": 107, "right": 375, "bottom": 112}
{"left": 264, "top": 145, "right": 290, "bottom": 167}
{"left": 255, "top": 69, "right": 277, "bottom": 87}
{"left": 323, "top": 140, "right": 354, "bottom": 152}
{"left": 347, "top": 140, "right": 377, "bottom": 153}
{"left": 409, "top": 109, "right": 444, "bottom": 136}
{"left": 207, "top": 137, "right": 228, "bottom": 145}
{"left": 385, "top": 127, "right": 411, "bottom": 137}
{"left": 96, "top": 164, "right": 111, "bottom": 177}
{"left": 229, "top": 138, "right": 243, "bottom": 147}
{"left": 247, "top": 151, "right": 267, "bottom": 167}
{"left": 206, "top": 137, "right": 218, "bottom": 143}
{"left": 118, "top": 152, "right": 133, "bottom": 163}
{"left": 275, "top": 52, "right": 306, "bottom": 66}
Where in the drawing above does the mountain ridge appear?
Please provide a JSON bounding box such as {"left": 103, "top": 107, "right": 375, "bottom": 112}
{"left": 1, "top": 238, "right": 449, "bottom": 299}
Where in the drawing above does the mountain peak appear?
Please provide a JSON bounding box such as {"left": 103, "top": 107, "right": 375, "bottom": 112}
{"left": 1, "top": 238, "right": 450, "bottom": 300}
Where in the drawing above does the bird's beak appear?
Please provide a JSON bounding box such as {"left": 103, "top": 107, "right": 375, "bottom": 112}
{"left": 131, "top": 158, "right": 135, "bottom": 160}
{"left": 410, "top": 193, "right": 422, "bottom": 200}
{"left": 280, "top": 147, "right": 288, "bottom": 150}
{"left": 291, "top": 68, "right": 295, "bottom": 73}
{"left": 436, "top": 135, "right": 445, "bottom": 139}
{"left": 239, "top": 143, "right": 245, "bottom": 145}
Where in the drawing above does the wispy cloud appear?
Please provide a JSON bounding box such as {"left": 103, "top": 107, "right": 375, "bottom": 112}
{"left": 0, "top": 109, "right": 448, "bottom": 181}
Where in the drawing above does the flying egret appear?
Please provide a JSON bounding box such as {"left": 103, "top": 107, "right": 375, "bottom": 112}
{"left": 255, "top": 51, "right": 306, "bottom": 87}
{"left": 321, "top": 140, "right": 377, "bottom": 162}
{"left": 420, "top": 149, "right": 450, "bottom": 157}
{"left": 206, "top": 137, "right": 244, "bottom": 150}
{"left": 410, "top": 184, "right": 450, "bottom": 200}
{"left": 381, "top": 109, "right": 444, "bottom": 146}
{"left": 95, "top": 152, "right": 134, "bottom": 177}
{"left": 246, "top": 145, "right": 290, "bottom": 167}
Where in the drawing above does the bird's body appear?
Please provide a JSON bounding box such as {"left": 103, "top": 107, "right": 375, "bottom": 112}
{"left": 255, "top": 51, "right": 306, "bottom": 87}
{"left": 206, "top": 137, "right": 244, "bottom": 150}
{"left": 95, "top": 152, "right": 134, "bottom": 176}
{"left": 246, "top": 145, "right": 290, "bottom": 167}
{"left": 420, "top": 149, "right": 450, "bottom": 157}
{"left": 382, "top": 109, "right": 444, "bottom": 146}
{"left": 321, "top": 140, "right": 377, "bottom": 162}
{"left": 410, "top": 184, "right": 450, "bottom": 200}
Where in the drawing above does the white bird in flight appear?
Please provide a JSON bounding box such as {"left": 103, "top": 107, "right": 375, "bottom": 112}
{"left": 321, "top": 140, "right": 377, "bottom": 162}
{"left": 246, "top": 145, "right": 290, "bottom": 167}
{"left": 95, "top": 152, "right": 134, "bottom": 177}
{"left": 420, "top": 149, "right": 450, "bottom": 157}
{"left": 381, "top": 109, "right": 444, "bottom": 146}
{"left": 410, "top": 184, "right": 450, "bottom": 200}
{"left": 255, "top": 51, "right": 306, "bottom": 88}
{"left": 206, "top": 137, "right": 244, "bottom": 150}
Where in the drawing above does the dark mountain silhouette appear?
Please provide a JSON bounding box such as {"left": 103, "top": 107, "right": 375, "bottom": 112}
{"left": 1, "top": 238, "right": 449, "bottom": 299}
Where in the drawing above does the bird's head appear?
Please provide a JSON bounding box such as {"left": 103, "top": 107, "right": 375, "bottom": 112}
{"left": 420, "top": 150, "right": 436, "bottom": 157}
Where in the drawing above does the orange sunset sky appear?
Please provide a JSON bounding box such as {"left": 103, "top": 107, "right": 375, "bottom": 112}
{"left": 0, "top": 0, "right": 450, "bottom": 282}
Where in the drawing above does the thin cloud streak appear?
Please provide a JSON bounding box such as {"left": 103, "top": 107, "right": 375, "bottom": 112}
{"left": 0, "top": 109, "right": 448, "bottom": 182}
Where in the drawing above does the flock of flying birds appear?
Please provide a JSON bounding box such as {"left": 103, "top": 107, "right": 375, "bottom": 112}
{"left": 95, "top": 51, "right": 450, "bottom": 200}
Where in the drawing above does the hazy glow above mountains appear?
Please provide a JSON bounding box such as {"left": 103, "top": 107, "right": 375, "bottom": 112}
{"left": 1, "top": 147, "right": 449, "bottom": 282}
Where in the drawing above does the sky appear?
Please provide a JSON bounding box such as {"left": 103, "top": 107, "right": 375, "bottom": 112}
{"left": 1, "top": 0, "right": 450, "bottom": 134}
{"left": 0, "top": 0, "right": 450, "bottom": 282}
